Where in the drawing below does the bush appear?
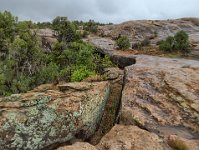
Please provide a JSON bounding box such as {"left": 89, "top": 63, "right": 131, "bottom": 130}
{"left": 10, "top": 75, "right": 33, "bottom": 93}
{"left": 83, "top": 20, "right": 98, "bottom": 33}
{"left": 159, "top": 31, "right": 191, "bottom": 54}
{"left": 0, "top": 12, "right": 115, "bottom": 96}
{"left": 174, "top": 31, "right": 190, "bottom": 53}
{"left": 35, "top": 63, "right": 60, "bottom": 85}
{"left": 132, "top": 42, "right": 142, "bottom": 49}
{"left": 71, "top": 66, "right": 95, "bottom": 82}
{"left": 82, "top": 30, "right": 89, "bottom": 38}
{"left": 102, "top": 55, "right": 115, "bottom": 67}
{"left": 116, "top": 36, "right": 130, "bottom": 50}
{"left": 132, "top": 38, "right": 150, "bottom": 50}
{"left": 95, "top": 54, "right": 116, "bottom": 74}
{"left": 52, "top": 16, "right": 80, "bottom": 42}
{"left": 159, "top": 36, "right": 175, "bottom": 52}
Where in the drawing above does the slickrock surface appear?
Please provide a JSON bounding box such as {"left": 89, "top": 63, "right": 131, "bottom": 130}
{"left": 121, "top": 55, "right": 199, "bottom": 142}
{"left": 88, "top": 27, "right": 199, "bottom": 149}
{"left": 97, "top": 18, "right": 199, "bottom": 58}
{"left": 98, "top": 18, "right": 199, "bottom": 48}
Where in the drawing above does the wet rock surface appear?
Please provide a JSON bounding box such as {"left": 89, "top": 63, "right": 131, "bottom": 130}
{"left": 121, "top": 55, "right": 199, "bottom": 144}
{"left": 0, "top": 82, "right": 110, "bottom": 150}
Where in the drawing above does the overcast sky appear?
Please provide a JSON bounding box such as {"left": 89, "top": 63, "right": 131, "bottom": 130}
{"left": 0, "top": 0, "right": 198, "bottom": 23}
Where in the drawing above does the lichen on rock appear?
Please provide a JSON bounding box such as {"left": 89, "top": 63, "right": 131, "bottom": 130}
{"left": 0, "top": 81, "right": 110, "bottom": 150}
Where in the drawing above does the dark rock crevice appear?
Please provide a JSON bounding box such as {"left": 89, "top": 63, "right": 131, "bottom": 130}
{"left": 95, "top": 47, "right": 137, "bottom": 69}
{"left": 88, "top": 68, "right": 124, "bottom": 145}
{"left": 110, "top": 55, "right": 136, "bottom": 69}
{"left": 85, "top": 48, "right": 138, "bottom": 145}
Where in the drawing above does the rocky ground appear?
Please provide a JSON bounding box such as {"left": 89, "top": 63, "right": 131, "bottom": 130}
{"left": 97, "top": 18, "right": 199, "bottom": 59}
{"left": 121, "top": 55, "right": 199, "bottom": 149}
{"left": 85, "top": 31, "right": 199, "bottom": 149}
{"left": 58, "top": 31, "right": 199, "bottom": 149}
{"left": 58, "top": 54, "right": 199, "bottom": 150}
{"left": 97, "top": 18, "right": 199, "bottom": 47}
{"left": 1, "top": 19, "right": 199, "bottom": 150}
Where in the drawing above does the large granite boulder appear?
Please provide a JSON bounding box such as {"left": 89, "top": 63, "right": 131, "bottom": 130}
{"left": 96, "top": 125, "right": 168, "bottom": 150}
{"left": 121, "top": 55, "right": 199, "bottom": 146}
{"left": 0, "top": 82, "right": 110, "bottom": 150}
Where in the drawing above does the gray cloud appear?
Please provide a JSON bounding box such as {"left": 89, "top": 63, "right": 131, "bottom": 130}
{"left": 0, "top": 0, "right": 198, "bottom": 23}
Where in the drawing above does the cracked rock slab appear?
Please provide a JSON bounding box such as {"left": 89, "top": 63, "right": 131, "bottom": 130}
{"left": 121, "top": 55, "right": 199, "bottom": 147}
{"left": 0, "top": 82, "right": 110, "bottom": 150}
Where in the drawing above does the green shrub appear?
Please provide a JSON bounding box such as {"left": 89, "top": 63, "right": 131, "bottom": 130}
{"left": 36, "top": 63, "right": 60, "bottom": 85}
{"left": 82, "top": 30, "right": 89, "bottom": 38}
{"left": 10, "top": 75, "right": 33, "bottom": 93}
{"left": 132, "top": 37, "right": 150, "bottom": 50}
{"left": 71, "top": 66, "right": 95, "bottom": 82}
{"left": 174, "top": 31, "right": 190, "bottom": 53}
{"left": 52, "top": 16, "right": 80, "bottom": 42}
{"left": 159, "top": 31, "right": 191, "bottom": 54}
{"left": 94, "top": 54, "right": 116, "bottom": 74}
{"left": 116, "top": 36, "right": 130, "bottom": 50}
{"left": 83, "top": 20, "right": 98, "bottom": 33}
{"left": 0, "top": 11, "right": 16, "bottom": 40}
{"left": 159, "top": 36, "right": 175, "bottom": 52}
{"left": 0, "top": 11, "right": 114, "bottom": 96}
{"left": 132, "top": 42, "right": 142, "bottom": 49}
{"left": 102, "top": 55, "right": 115, "bottom": 67}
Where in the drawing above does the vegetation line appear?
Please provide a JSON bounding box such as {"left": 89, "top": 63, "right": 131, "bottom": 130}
{"left": 0, "top": 11, "right": 114, "bottom": 96}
